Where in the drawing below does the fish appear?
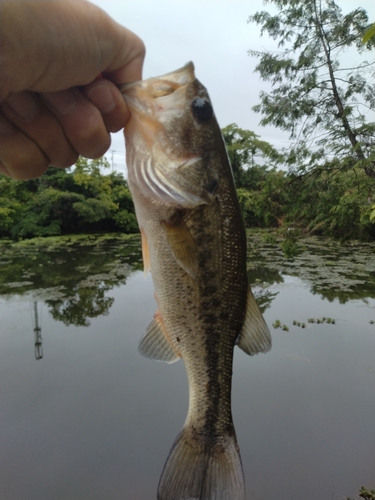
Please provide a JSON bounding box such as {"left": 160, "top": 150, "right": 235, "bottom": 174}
{"left": 120, "top": 62, "right": 271, "bottom": 500}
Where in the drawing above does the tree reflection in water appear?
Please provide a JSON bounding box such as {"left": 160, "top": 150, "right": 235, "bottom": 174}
{"left": 47, "top": 288, "right": 115, "bottom": 327}
{"left": 0, "top": 235, "right": 142, "bottom": 326}
{"left": 1, "top": 232, "right": 375, "bottom": 328}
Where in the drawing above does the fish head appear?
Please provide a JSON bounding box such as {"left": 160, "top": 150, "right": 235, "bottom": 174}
{"left": 120, "top": 62, "right": 223, "bottom": 208}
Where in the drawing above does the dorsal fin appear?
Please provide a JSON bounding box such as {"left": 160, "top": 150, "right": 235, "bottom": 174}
{"left": 237, "top": 287, "right": 272, "bottom": 355}
{"left": 138, "top": 313, "right": 180, "bottom": 364}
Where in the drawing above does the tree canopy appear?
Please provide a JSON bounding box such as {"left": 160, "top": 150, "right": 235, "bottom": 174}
{"left": 0, "top": 157, "right": 137, "bottom": 239}
{"left": 1, "top": 119, "right": 375, "bottom": 242}
{"left": 248, "top": 0, "right": 375, "bottom": 177}
{"left": 222, "top": 124, "right": 375, "bottom": 239}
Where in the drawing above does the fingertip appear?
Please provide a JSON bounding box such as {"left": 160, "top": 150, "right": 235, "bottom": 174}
{"left": 53, "top": 150, "right": 79, "bottom": 169}
{"left": 2, "top": 155, "right": 49, "bottom": 180}
{"left": 105, "top": 29, "right": 146, "bottom": 84}
{"left": 84, "top": 79, "right": 130, "bottom": 132}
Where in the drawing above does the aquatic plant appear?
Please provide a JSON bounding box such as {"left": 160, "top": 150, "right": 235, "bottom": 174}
{"left": 280, "top": 229, "right": 303, "bottom": 258}
{"left": 262, "top": 232, "right": 277, "bottom": 245}
{"left": 246, "top": 231, "right": 375, "bottom": 304}
{"left": 291, "top": 317, "right": 336, "bottom": 327}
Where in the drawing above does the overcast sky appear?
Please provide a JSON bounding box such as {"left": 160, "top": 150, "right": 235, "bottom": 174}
{"left": 91, "top": 0, "right": 375, "bottom": 174}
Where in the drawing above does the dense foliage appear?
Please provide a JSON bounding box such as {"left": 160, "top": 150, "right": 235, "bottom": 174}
{"left": 224, "top": 124, "right": 375, "bottom": 240}
{"left": 0, "top": 157, "right": 138, "bottom": 239}
{"left": 1, "top": 129, "right": 375, "bottom": 241}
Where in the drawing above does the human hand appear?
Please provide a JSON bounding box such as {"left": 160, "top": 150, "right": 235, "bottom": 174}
{"left": 0, "top": 0, "right": 145, "bottom": 180}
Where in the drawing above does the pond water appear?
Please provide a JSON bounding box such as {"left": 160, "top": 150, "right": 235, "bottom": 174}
{"left": 0, "top": 233, "right": 374, "bottom": 500}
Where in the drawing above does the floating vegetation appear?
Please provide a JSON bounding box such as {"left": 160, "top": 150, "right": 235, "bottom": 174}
{"left": 274, "top": 316, "right": 337, "bottom": 331}
{"left": 273, "top": 319, "right": 281, "bottom": 329}
{"left": 246, "top": 231, "right": 375, "bottom": 304}
{"left": 370, "top": 320, "right": 375, "bottom": 325}
{"left": 288, "top": 317, "right": 336, "bottom": 329}
{"left": 272, "top": 320, "right": 289, "bottom": 331}
{"left": 1, "top": 230, "right": 374, "bottom": 326}
{"left": 262, "top": 232, "right": 277, "bottom": 245}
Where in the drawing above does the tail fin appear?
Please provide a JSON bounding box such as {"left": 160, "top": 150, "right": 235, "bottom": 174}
{"left": 157, "top": 425, "right": 245, "bottom": 500}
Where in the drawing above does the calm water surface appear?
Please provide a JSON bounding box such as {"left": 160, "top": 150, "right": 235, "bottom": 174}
{"left": 1, "top": 233, "right": 374, "bottom": 500}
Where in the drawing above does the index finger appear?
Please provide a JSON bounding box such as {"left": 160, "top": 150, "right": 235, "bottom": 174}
{"left": 101, "top": 25, "right": 145, "bottom": 84}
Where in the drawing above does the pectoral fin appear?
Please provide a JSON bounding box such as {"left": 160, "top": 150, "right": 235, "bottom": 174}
{"left": 138, "top": 312, "right": 180, "bottom": 364}
{"left": 237, "top": 287, "right": 272, "bottom": 355}
{"left": 163, "top": 217, "right": 198, "bottom": 279}
{"left": 140, "top": 228, "right": 151, "bottom": 277}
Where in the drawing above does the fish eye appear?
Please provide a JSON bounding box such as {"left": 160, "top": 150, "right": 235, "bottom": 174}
{"left": 191, "top": 97, "right": 213, "bottom": 123}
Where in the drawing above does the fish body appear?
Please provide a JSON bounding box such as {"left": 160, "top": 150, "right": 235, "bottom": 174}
{"left": 121, "top": 63, "right": 271, "bottom": 500}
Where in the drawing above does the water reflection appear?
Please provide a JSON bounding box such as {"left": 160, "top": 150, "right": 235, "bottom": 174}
{"left": 32, "top": 302, "right": 43, "bottom": 360}
{"left": 247, "top": 233, "right": 375, "bottom": 304}
{"left": 248, "top": 267, "right": 283, "bottom": 314}
{"left": 1, "top": 233, "right": 374, "bottom": 500}
{"left": 0, "top": 235, "right": 142, "bottom": 326}
{"left": 1, "top": 233, "right": 373, "bottom": 325}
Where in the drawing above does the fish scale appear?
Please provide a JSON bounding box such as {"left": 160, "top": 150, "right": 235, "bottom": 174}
{"left": 121, "top": 62, "right": 271, "bottom": 500}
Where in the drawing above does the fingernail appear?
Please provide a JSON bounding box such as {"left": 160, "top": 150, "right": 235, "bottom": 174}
{"left": 87, "top": 85, "right": 116, "bottom": 113}
{"left": 6, "top": 92, "right": 41, "bottom": 121}
{"left": 43, "top": 89, "right": 78, "bottom": 115}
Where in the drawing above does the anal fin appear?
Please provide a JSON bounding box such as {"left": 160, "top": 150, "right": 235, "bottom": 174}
{"left": 139, "top": 313, "right": 180, "bottom": 364}
{"left": 237, "top": 286, "right": 272, "bottom": 355}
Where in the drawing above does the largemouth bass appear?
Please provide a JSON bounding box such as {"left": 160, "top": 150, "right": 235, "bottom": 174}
{"left": 121, "top": 62, "right": 271, "bottom": 500}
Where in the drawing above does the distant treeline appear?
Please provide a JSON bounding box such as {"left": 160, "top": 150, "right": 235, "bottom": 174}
{"left": 225, "top": 124, "right": 375, "bottom": 241}
{"left": 0, "top": 157, "right": 138, "bottom": 240}
{"left": 1, "top": 137, "right": 375, "bottom": 241}
{"left": 235, "top": 165, "right": 375, "bottom": 240}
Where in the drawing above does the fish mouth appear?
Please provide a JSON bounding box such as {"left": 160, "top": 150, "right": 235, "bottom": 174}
{"left": 119, "top": 62, "right": 196, "bottom": 117}
{"left": 118, "top": 62, "right": 195, "bottom": 95}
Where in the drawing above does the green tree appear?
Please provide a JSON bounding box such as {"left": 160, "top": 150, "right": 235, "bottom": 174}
{"left": 237, "top": 168, "right": 288, "bottom": 227}
{"left": 286, "top": 162, "right": 375, "bottom": 239}
{"left": 222, "top": 123, "right": 282, "bottom": 187}
{"left": 248, "top": 0, "right": 375, "bottom": 177}
{"left": 1, "top": 157, "right": 138, "bottom": 239}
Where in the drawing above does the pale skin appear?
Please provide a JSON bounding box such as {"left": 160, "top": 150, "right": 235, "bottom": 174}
{"left": 0, "top": 0, "right": 145, "bottom": 180}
